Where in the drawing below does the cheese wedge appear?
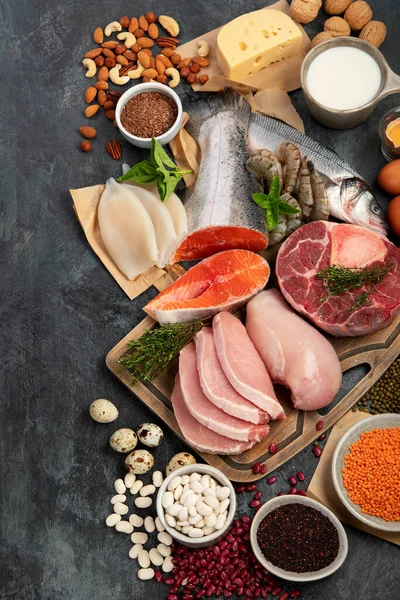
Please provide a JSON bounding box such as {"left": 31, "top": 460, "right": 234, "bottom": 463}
{"left": 216, "top": 9, "right": 303, "bottom": 81}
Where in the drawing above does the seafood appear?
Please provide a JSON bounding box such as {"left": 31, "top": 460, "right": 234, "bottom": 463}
{"left": 246, "top": 150, "right": 283, "bottom": 190}
{"left": 171, "top": 91, "right": 267, "bottom": 263}
{"left": 280, "top": 192, "right": 302, "bottom": 235}
{"left": 308, "top": 161, "right": 330, "bottom": 221}
{"left": 296, "top": 157, "right": 314, "bottom": 218}
{"left": 276, "top": 142, "right": 301, "bottom": 193}
{"left": 268, "top": 213, "right": 287, "bottom": 245}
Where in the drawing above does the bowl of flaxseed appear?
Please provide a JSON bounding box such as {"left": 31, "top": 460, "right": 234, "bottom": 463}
{"left": 116, "top": 82, "right": 182, "bottom": 149}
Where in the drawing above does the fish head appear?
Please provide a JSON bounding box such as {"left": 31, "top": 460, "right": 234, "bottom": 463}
{"left": 340, "top": 178, "right": 388, "bottom": 236}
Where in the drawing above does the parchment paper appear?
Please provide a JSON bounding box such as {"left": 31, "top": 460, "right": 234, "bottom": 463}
{"left": 308, "top": 410, "right": 400, "bottom": 546}
{"left": 177, "top": 0, "right": 311, "bottom": 93}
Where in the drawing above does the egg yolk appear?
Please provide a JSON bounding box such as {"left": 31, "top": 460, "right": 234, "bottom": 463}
{"left": 386, "top": 118, "right": 400, "bottom": 148}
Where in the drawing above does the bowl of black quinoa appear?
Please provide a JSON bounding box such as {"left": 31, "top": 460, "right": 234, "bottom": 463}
{"left": 115, "top": 82, "right": 182, "bottom": 149}
{"left": 250, "top": 496, "right": 348, "bottom": 582}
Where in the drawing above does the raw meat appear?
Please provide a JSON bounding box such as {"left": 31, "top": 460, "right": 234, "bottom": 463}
{"left": 276, "top": 221, "right": 400, "bottom": 336}
{"left": 179, "top": 343, "right": 269, "bottom": 442}
{"left": 144, "top": 249, "right": 270, "bottom": 324}
{"left": 213, "top": 312, "right": 285, "bottom": 420}
{"left": 98, "top": 179, "right": 158, "bottom": 280}
{"left": 171, "top": 375, "right": 256, "bottom": 455}
{"left": 195, "top": 328, "right": 269, "bottom": 425}
{"left": 246, "top": 289, "right": 342, "bottom": 410}
{"left": 164, "top": 193, "right": 188, "bottom": 263}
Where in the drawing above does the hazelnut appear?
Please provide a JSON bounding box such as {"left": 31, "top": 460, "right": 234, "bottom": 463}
{"left": 115, "top": 45, "right": 127, "bottom": 55}
{"left": 105, "top": 57, "right": 116, "bottom": 68}
{"left": 187, "top": 72, "right": 197, "bottom": 84}
{"left": 134, "top": 28, "right": 145, "bottom": 38}
{"left": 146, "top": 11, "right": 157, "bottom": 23}
{"left": 81, "top": 140, "right": 92, "bottom": 152}
{"left": 198, "top": 74, "right": 209, "bottom": 85}
{"left": 190, "top": 63, "right": 201, "bottom": 74}
{"left": 95, "top": 55, "right": 105, "bottom": 67}
{"left": 324, "top": 16, "right": 351, "bottom": 36}
{"left": 180, "top": 66, "right": 190, "bottom": 79}
{"left": 344, "top": 1, "right": 372, "bottom": 31}
{"left": 119, "top": 16, "right": 130, "bottom": 28}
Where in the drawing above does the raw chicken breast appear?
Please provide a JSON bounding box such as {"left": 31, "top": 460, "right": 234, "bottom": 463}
{"left": 179, "top": 343, "right": 269, "bottom": 442}
{"left": 98, "top": 179, "right": 158, "bottom": 280}
{"left": 213, "top": 312, "right": 285, "bottom": 420}
{"left": 246, "top": 289, "right": 342, "bottom": 410}
{"left": 164, "top": 193, "right": 188, "bottom": 263}
{"left": 124, "top": 184, "right": 176, "bottom": 268}
{"left": 171, "top": 375, "right": 255, "bottom": 455}
{"left": 195, "top": 328, "right": 269, "bottom": 425}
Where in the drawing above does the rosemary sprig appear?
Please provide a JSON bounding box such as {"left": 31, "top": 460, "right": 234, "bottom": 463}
{"left": 316, "top": 264, "right": 392, "bottom": 310}
{"left": 117, "top": 320, "right": 204, "bottom": 383}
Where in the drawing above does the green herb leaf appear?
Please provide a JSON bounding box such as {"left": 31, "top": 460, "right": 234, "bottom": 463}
{"left": 269, "top": 175, "right": 281, "bottom": 201}
{"left": 252, "top": 176, "right": 300, "bottom": 232}
{"left": 151, "top": 137, "right": 177, "bottom": 170}
{"left": 277, "top": 199, "right": 301, "bottom": 215}
{"left": 116, "top": 160, "right": 157, "bottom": 184}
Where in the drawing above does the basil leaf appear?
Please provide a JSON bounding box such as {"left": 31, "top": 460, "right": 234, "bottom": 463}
{"left": 117, "top": 160, "right": 157, "bottom": 183}
{"left": 151, "top": 137, "right": 176, "bottom": 170}
{"left": 269, "top": 175, "right": 281, "bottom": 200}
{"left": 266, "top": 201, "right": 280, "bottom": 232}
{"left": 278, "top": 200, "right": 301, "bottom": 215}
{"left": 156, "top": 178, "right": 168, "bottom": 201}
{"left": 252, "top": 193, "right": 270, "bottom": 209}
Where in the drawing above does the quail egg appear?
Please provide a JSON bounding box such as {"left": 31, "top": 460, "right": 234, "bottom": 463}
{"left": 89, "top": 399, "right": 119, "bottom": 423}
{"left": 137, "top": 423, "right": 164, "bottom": 448}
{"left": 109, "top": 428, "right": 138, "bottom": 453}
{"left": 125, "top": 449, "right": 154, "bottom": 474}
{"left": 166, "top": 452, "right": 196, "bottom": 475}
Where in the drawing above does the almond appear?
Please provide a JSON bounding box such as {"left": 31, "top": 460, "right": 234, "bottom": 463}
{"left": 98, "top": 66, "right": 109, "bottom": 81}
{"left": 105, "top": 109, "right": 116, "bottom": 120}
{"left": 85, "top": 47, "right": 103, "bottom": 59}
{"left": 160, "top": 47, "right": 176, "bottom": 58}
{"left": 177, "top": 57, "right": 191, "bottom": 70}
{"left": 148, "top": 23, "right": 159, "bottom": 39}
{"left": 344, "top": 0, "right": 372, "bottom": 30}
{"left": 106, "top": 139, "right": 122, "bottom": 160}
{"left": 156, "top": 59, "right": 166, "bottom": 75}
{"left": 141, "top": 68, "right": 158, "bottom": 79}
{"left": 119, "top": 16, "right": 130, "bottom": 28}
{"left": 192, "top": 56, "right": 210, "bottom": 67}
{"left": 156, "top": 74, "right": 167, "bottom": 84}
{"left": 94, "top": 80, "right": 109, "bottom": 90}
{"left": 187, "top": 73, "right": 197, "bottom": 85}
{"left": 149, "top": 57, "right": 156, "bottom": 69}
{"left": 97, "top": 89, "right": 107, "bottom": 105}
{"left": 180, "top": 66, "right": 190, "bottom": 79}
{"left": 101, "top": 41, "right": 119, "bottom": 49}
{"left": 132, "top": 43, "right": 141, "bottom": 54}
{"left": 198, "top": 74, "right": 209, "bottom": 85}
{"left": 117, "top": 55, "right": 129, "bottom": 66}
{"left": 129, "top": 17, "right": 139, "bottom": 33}
{"left": 102, "top": 48, "right": 116, "bottom": 58}
{"left": 93, "top": 27, "right": 104, "bottom": 44}
{"left": 140, "top": 48, "right": 153, "bottom": 56}
{"left": 138, "top": 50, "right": 151, "bottom": 68}
{"left": 84, "top": 86, "right": 97, "bottom": 103}
{"left": 85, "top": 104, "right": 100, "bottom": 117}
{"left": 359, "top": 20, "right": 387, "bottom": 47}
{"left": 190, "top": 63, "right": 201, "bottom": 74}
{"left": 137, "top": 37, "right": 154, "bottom": 48}
{"left": 156, "top": 54, "right": 173, "bottom": 68}
{"left": 139, "top": 15, "right": 149, "bottom": 31}
{"left": 95, "top": 55, "right": 105, "bottom": 67}
{"left": 124, "top": 50, "right": 137, "bottom": 61}
{"left": 170, "top": 53, "right": 181, "bottom": 65}
{"left": 80, "top": 126, "right": 97, "bottom": 139}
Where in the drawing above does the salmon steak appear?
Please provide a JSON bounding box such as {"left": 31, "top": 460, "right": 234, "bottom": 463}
{"left": 144, "top": 249, "right": 270, "bottom": 324}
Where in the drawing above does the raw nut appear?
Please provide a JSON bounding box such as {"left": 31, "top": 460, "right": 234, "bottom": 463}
{"left": 119, "top": 62, "right": 136, "bottom": 76}
{"left": 95, "top": 55, "right": 105, "bottom": 67}
{"left": 85, "top": 104, "right": 100, "bottom": 117}
{"left": 142, "top": 76, "right": 152, "bottom": 82}
{"left": 310, "top": 31, "right": 334, "bottom": 47}
{"left": 134, "top": 29, "right": 145, "bottom": 39}
{"left": 129, "top": 17, "right": 139, "bottom": 33}
{"left": 117, "top": 56, "right": 129, "bottom": 66}
{"left": 118, "top": 32, "right": 136, "bottom": 49}
{"left": 149, "top": 57, "right": 156, "bottom": 69}
{"left": 105, "top": 109, "right": 116, "bottom": 120}
{"left": 84, "top": 86, "right": 97, "bottom": 103}
{"left": 192, "top": 56, "right": 210, "bottom": 67}
{"left": 139, "top": 15, "right": 149, "bottom": 31}
{"left": 344, "top": 1, "right": 372, "bottom": 30}
{"left": 98, "top": 66, "right": 109, "bottom": 81}
{"left": 85, "top": 47, "right": 103, "bottom": 59}
{"left": 98, "top": 89, "right": 107, "bottom": 105}
{"left": 359, "top": 20, "right": 387, "bottom": 47}
{"left": 83, "top": 58, "right": 97, "bottom": 77}
{"left": 157, "top": 37, "right": 179, "bottom": 48}
{"left": 197, "top": 40, "right": 210, "bottom": 58}
{"left": 103, "top": 100, "right": 116, "bottom": 111}
{"left": 107, "top": 90, "right": 122, "bottom": 103}
{"left": 161, "top": 47, "right": 176, "bottom": 58}
{"left": 81, "top": 140, "right": 92, "bottom": 152}
{"left": 187, "top": 73, "right": 197, "bottom": 84}
{"left": 106, "top": 139, "right": 122, "bottom": 160}
{"left": 93, "top": 27, "right": 104, "bottom": 44}
{"left": 138, "top": 37, "right": 155, "bottom": 49}
{"left": 324, "top": 0, "right": 353, "bottom": 14}
{"left": 120, "top": 16, "right": 130, "bottom": 28}
{"left": 170, "top": 53, "right": 181, "bottom": 65}
{"left": 115, "top": 45, "right": 127, "bottom": 55}
{"left": 146, "top": 11, "right": 157, "bottom": 23}
{"left": 101, "top": 40, "right": 118, "bottom": 49}
{"left": 132, "top": 43, "right": 141, "bottom": 54}
{"left": 80, "top": 126, "right": 97, "bottom": 139}
{"left": 289, "top": 0, "right": 320, "bottom": 24}
{"left": 177, "top": 57, "right": 191, "bottom": 70}
{"left": 198, "top": 74, "right": 209, "bottom": 85}
{"left": 157, "top": 54, "right": 173, "bottom": 68}
{"left": 156, "top": 59, "right": 166, "bottom": 76}
{"left": 124, "top": 50, "right": 137, "bottom": 61}
{"left": 140, "top": 48, "right": 153, "bottom": 56}
{"left": 95, "top": 80, "right": 108, "bottom": 90}
{"left": 138, "top": 50, "right": 151, "bottom": 69}
{"left": 159, "top": 15, "right": 180, "bottom": 37}
{"left": 141, "top": 68, "right": 158, "bottom": 79}
{"left": 105, "top": 57, "right": 117, "bottom": 68}
{"left": 104, "top": 21, "right": 122, "bottom": 36}
{"left": 190, "top": 63, "right": 201, "bottom": 74}
{"left": 324, "top": 16, "right": 351, "bottom": 36}
{"left": 148, "top": 23, "right": 159, "bottom": 39}
{"left": 180, "top": 66, "right": 190, "bottom": 79}
{"left": 102, "top": 48, "right": 116, "bottom": 58}
{"left": 156, "top": 75, "right": 167, "bottom": 84}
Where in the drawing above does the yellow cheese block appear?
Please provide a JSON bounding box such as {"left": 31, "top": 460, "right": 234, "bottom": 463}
{"left": 216, "top": 9, "right": 303, "bottom": 81}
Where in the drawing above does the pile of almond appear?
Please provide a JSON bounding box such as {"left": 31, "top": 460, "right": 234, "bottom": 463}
{"left": 79, "top": 12, "right": 210, "bottom": 156}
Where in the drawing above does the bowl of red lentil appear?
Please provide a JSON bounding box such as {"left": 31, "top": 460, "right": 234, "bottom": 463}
{"left": 250, "top": 496, "right": 348, "bottom": 582}
{"left": 332, "top": 413, "right": 400, "bottom": 532}
{"left": 115, "top": 82, "right": 183, "bottom": 149}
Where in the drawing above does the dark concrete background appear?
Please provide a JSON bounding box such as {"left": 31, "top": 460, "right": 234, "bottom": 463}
{"left": 1, "top": 1, "right": 399, "bottom": 599}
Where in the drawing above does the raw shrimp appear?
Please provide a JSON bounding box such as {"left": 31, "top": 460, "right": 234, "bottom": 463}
{"left": 309, "top": 161, "right": 329, "bottom": 221}
{"left": 246, "top": 150, "right": 282, "bottom": 190}
{"left": 276, "top": 142, "right": 301, "bottom": 193}
{"left": 296, "top": 157, "right": 314, "bottom": 218}
{"left": 280, "top": 192, "right": 302, "bottom": 235}
{"left": 269, "top": 214, "right": 287, "bottom": 245}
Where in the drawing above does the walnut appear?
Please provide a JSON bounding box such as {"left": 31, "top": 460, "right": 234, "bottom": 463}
{"left": 310, "top": 31, "right": 334, "bottom": 48}
{"left": 289, "top": 0, "right": 321, "bottom": 24}
{"left": 359, "top": 21, "right": 387, "bottom": 48}
{"left": 324, "top": 0, "right": 353, "bottom": 15}
{"left": 344, "top": 1, "right": 373, "bottom": 31}
{"left": 324, "top": 16, "right": 351, "bottom": 36}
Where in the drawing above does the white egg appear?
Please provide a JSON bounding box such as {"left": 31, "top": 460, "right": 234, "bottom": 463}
{"left": 137, "top": 423, "right": 164, "bottom": 448}
{"left": 125, "top": 449, "right": 154, "bottom": 475}
{"left": 109, "top": 428, "right": 138, "bottom": 453}
{"left": 166, "top": 453, "right": 196, "bottom": 476}
{"left": 89, "top": 399, "right": 118, "bottom": 423}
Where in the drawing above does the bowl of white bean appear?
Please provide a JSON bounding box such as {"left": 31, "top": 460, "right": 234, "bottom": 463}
{"left": 156, "top": 464, "right": 236, "bottom": 548}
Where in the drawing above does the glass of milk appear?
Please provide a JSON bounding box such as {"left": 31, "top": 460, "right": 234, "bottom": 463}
{"left": 301, "top": 38, "right": 400, "bottom": 129}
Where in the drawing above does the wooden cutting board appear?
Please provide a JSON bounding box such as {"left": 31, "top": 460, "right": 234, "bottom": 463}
{"left": 106, "top": 265, "right": 400, "bottom": 482}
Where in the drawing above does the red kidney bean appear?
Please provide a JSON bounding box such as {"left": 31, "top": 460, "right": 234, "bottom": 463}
{"left": 236, "top": 485, "right": 245, "bottom": 493}
{"left": 250, "top": 499, "right": 260, "bottom": 508}
{"left": 168, "top": 595, "right": 178, "bottom": 600}
{"left": 183, "top": 596, "right": 194, "bottom": 600}
{"left": 290, "top": 592, "right": 302, "bottom": 598}
{"left": 221, "top": 571, "right": 228, "bottom": 582}
{"left": 213, "top": 546, "right": 221, "bottom": 556}
{"left": 260, "top": 464, "right": 267, "bottom": 474}
{"left": 288, "top": 487, "right": 298, "bottom": 495}
{"left": 267, "top": 476, "right": 277, "bottom": 484}
{"left": 272, "top": 587, "right": 282, "bottom": 596}
{"left": 253, "top": 462, "right": 260, "bottom": 474}
{"left": 195, "top": 590, "right": 206, "bottom": 599}
{"left": 154, "top": 571, "right": 163, "bottom": 583}
{"left": 296, "top": 471, "right": 306, "bottom": 481}
{"left": 238, "top": 587, "right": 244, "bottom": 596}
{"left": 297, "top": 489, "right": 307, "bottom": 496}
{"left": 261, "top": 590, "right": 269, "bottom": 598}
{"left": 277, "top": 490, "right": 285, "bottom": 496}
{"left": 319, "top": 433, "right": 327, "bottom": 441}
{"left": 246, "top": 484, "right": 256, "bottom": 492}
{"left": 269, "top": 443, "right": 277, "bottom": 454}
{"left": 254, "top": 491, "right": 263, "bottom": 500}
{"left": 225, "top": 592, "right": 232, "bottom": 598}
{"left": 168, "top": 587, "right": 179, "bottom": 594}
{"left": 242, "top": 515, "right": 251, "bottom": 523}
{"left": 220, "top": 540, "right": 228, "bottom": 549}
{"left": 280, "top": 593, "right": 289, "bottom": 600}
{"left": 316, "top": 420, "right": 323, "bottom": 430}
{"left": 288, "top": 475, "right": 297, "bottom": 487}
{"left": 165, "top": 578, "right": 174, "bottom": 585}
{"left": 215, "top": 587, "right": 222, "bottom": 596}
{"left": 245, "top": 590, "right": 253, "bottom": 597}
{"left": 206, "top": 584, "right": 215, "bottom": 596}
{"left": 313, "top": 446, "right": 322, "bottom": 457}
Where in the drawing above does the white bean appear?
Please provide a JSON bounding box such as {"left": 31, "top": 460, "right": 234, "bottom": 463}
{"left": 166, "top": 503, "right": 182, "bottom": 517}
{"left": 209, "top": 478, "right": 217, "bottom": 491}
{"left": 205, "top": 513, "right": 217, "bottom": 528}
{"left": 167, "top": 475, "right": 182, "bottom": 491}
{"left": 200, "top": 475, "right": 210, "bottom": 489}
{"left": 190, "top": 480, "right": 203, "bottom": 494}
{"left": 189, "top": 514, "right": 202, "bottom": 525}
{"left": 188, "top": 527, "right": 204, "bottom": 538}
{"left": 124, "top": 473, "right": 136, "bottom": 488}
{"left": 176, "top": 520, "right": 190, "bottom": 527}
{"left": 178, "top": 506, "right": 188, "bottom": 522}
{"left": 182, "top": 484, "right": 191, "bottom": 494}
{"left": 144, "top": 516, "right": 155, "bottom": 533}
{"left": 138, "top": 568, "right": 155, "bottom": 581}
{"left": 203, "top": 526, "right": 215, "bottom": 536}
{"left": 149, "top": 548, "right": 164, "bottom": 566}
{"left": 155, "top": 517, "right": 165, "bottom": 532}
{"left": 162, "top": 491, "right": 174, "bottom": 508}
{"left": 216, "top": 486, "right": 231, "bottom": 501}
{"left": 152, "top": 470, "right": 164, "bottom": 488}
{"left": 188, "top": 506, "right": 198, "bottom": 517}
{"left": 129, "top": 543, "right": 143, "bottom": 559}
{"left": 157, "top": 543, "right": 171, "bottom": 557}
{"left": 158, "top": 531, "right": 173, "bottom": 546}
{"left": 135, "top": 497, "right": 152, "bottom": 509}
{"left": 140, "top": 484, "right": 156, "bottom": 497}
{"left": 204, "top": 495, "right": 219, "bottom": 510}
{"left": 182, "top": 492, "right": 196, "bottom": 507}
{"left": 131, "top": 532, "right": 148, "bottom": 545}
{"left": 138, "top": 549, "right": 150, "bottom": 568}
{"left": 113, "top": 502, "right": 129, "bottom": 515}
{"left": 129, "top": 514, "right": 144, "bottom": 527}
{"left": 202, "top": 487, "right": 215, "bottom": 497}
{"left": 173, "top": 484, "right": 183, "bottom": 501}
{"left": 130, "top": 480, "right": 143, "bottom": 495}
{"left": 181, "top": 525, "right": 193, "bottom": 535}
{"left": 114, "top": 479, "right": 126, "bottom": 494}
{"left": 111, "top": 494, "right": 126, "bottom": 504}
{"left": 105, "top": 513, "right": 121, "bottom": 527}
{"left": 190, "top": 473, "right": 201, "bottom": 482}
{"left": 115, "top": 521, "right": 134, "bottom": 534}
{"left": 215, "top": 513, "right": 227, "bottom": 530}
{"left": 165, "top": 514, "right": 177, "bottom": 528}
{"left": 162, "top": 557, "right": 174, "bottom": 573}
{"left": 219, "top": 499, "right": 230, "bottom": 514}
{"left": 197, "top": 501, "right": 213, "bottom": 517}
{"left": 175, "top": 524, "right": 182, "bottom": 531}
{"left": 181, "top": 475, "right": 190, "bottom": 485}
{"left": 197, "top": 518, "right": 205, "bottom": 528}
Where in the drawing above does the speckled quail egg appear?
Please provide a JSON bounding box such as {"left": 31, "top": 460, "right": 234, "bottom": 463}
{"left": 125, "top": 449, "right": 154, "bottom": 474}
{"left": 89, "top": 399, "right": 119, "bottom": 423}
{"left": 109, "top": 428, "right": 138, "bottom": 453}
{"left": 166, "top": 452, "right": 197, "bottom": 475}
{"left": 136, "top": 423, "right": 164, "bottom": 448}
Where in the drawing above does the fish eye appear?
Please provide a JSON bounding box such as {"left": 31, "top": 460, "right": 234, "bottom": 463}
{"left": 371, "top": 202, "right": 383, "bottom": 215}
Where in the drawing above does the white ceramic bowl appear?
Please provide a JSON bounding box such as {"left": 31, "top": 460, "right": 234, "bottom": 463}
{"left": 332, "top": 413, "right": 400, "bottom": 532}
{"left": 156, "top": 464, "right": 236, "bottom": 548}
{"left": 115, "top": 82, "right": 183, "bottom": 149}
{"left": 250, "top": 496, "right": 348, "bottom": 582}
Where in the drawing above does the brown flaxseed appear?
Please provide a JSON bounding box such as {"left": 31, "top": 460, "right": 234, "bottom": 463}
{"left": 120, "top": 91, "right": 178, "bottom": 139}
